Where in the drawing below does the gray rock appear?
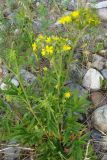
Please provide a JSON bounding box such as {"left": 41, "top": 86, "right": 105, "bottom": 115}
{"left": 92, "top": 54, "right": 106, "bottom": 70}
{"left": 67, "top": 81, "right": 87, "bottom": 96}
{"left": 4, "top": 141, "right": 20, "bottom": 160}
{"left": 90, "top": 1, "right": 107, "bottom": 21}
{"left": 69, "top": 62, "right": 87, "bottom": 84}
{"left": 91, "top": 129, "right": 107, "bottom": 160}
{"left": 91, "top": 129, "right": 103, "bottom": 141}
{"left": 83, "top": 68, "right": 104, "bottom": 90}
{"left": 20, "top": 69, "right": 36, "bottom": 84}
{"left": 92, "top": 105, "right": 107, "bottom": 134}
{"left": 94, "top": 1, "right": 107, "bottom": 9}
{"left": 102, "top": 154, "right": 107, "bottom": 160}
{"left": 101, "top": 69, "right": 107, "bottom": 80}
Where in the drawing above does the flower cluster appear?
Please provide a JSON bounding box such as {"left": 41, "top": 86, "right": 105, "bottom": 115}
{"left": 58, "top": 9, "right": 100, "bottom": 26}
{"left": 42, "top": 45, "right": 54, "bottom": 56}
{"left": 32, "top": 42, "right": 37, "bottom": 52}
{"left": 32, "top": 35, "right": 72, "bottom": 58}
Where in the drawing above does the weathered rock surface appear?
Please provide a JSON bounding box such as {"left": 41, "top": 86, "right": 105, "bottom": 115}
{"left": 20, "top": 69, "right": 36, "bottom": 84}
{"left": 92, "top": 105, "right": 107, "bottom": 134}
{"left": 92, "top": 54, "right": 106, "bottom": 70}
{"left": 69, "top": 62, "right": 87, "bottom": 84}
{"left": 91, "top": 92, "right": 107, "bottom": 108}
{"left": 102, "top": 154, "right": 107, "bottom": 160}
{"left": 93, "top": 1, "right": 107, "bottom": 9}
{"left": 4, "top": 141, "right": 20, "bottom": 160}
{"left": 90, "top": 1, "right": 107, "bottom": 21}
{"left": 83, "top": 68, "right": 104, "bottom": 90}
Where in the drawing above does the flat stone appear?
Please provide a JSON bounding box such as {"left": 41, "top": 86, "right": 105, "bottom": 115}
{"left": 83, "top": 68, "right": 104, "bottom": 90}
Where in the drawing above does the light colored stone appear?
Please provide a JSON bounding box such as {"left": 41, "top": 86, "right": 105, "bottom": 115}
{"left": 92, "top": 105, "right": 107, "bottom": 134}
{"left": 92, "top": 54, "right": 106, "bottom": 70}
{"left": 83, "top": 68, "right": 104, "bottom": 90}
{"left": 11, "top": 78, "right": 19, "bottom": 87}
{"left": 0, "top": 83, "right": 7, "bottom": 90}
{"left": 94, "top": 1, "right": 107, "bottom": 9}
{"left": 90, "top": 1, "right": 107, "bottom": 21}
{"left": 98, "top": 8, "right": 107, "bottom": 21}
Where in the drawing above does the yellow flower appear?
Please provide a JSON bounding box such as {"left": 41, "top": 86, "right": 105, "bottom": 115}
{"left": 58, "top": 15, "right": 72, "bottom": 24}
{"left": 63, "top": 45, "right": 71, "bottom": 51}
{"left": 64, "top": 92, "right": 71, "bottom": 98}
{"left": 71, "top": 11, "right": 79, "bottom": 18}
{"left": 38, "top": 34, "right": 45, "bottom": 40}
{"left": 46, "top": 45, "right": 54, "bottom": 54}
{"left": 42, "top": 48, "right": 46, "bottom": 56}
{"left": 46, "top": 37, "right": 52, "bottom": 43}
{"left": 52, "top": 36, "right": 60, "bottom": 41}
{"left": 32, "top": 42, "right": 37, "bottom": 51}
{"left": 43, "top": 67, "right": 48, "bottom": 71}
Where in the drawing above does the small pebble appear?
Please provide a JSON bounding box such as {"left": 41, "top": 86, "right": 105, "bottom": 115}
{"left": 11, "top": 78, "right": 19, "bottom": 87}
{"left": 0, "top": 83, "right": 7, "bottom": 90}
{"left": 83, "top": 68, "right": 104, "bottom": 90}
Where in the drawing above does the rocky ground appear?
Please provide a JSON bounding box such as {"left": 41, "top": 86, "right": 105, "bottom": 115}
{"left": 0, "top": 0, "right": 107, "bottom": 160}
